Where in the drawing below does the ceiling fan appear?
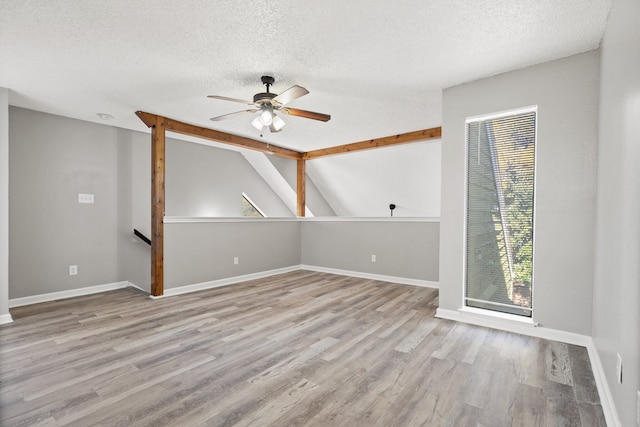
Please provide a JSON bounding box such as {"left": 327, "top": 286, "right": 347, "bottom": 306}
{"left": 208, "top": 76, "right": 331, "bottom": 133}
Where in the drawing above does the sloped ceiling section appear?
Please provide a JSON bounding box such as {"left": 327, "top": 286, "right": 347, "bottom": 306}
{"left": 266, "top": 155, "right": 336, "bottom": 217}
{"left": 308, "top": 140, "right": 442, "bottom": 217}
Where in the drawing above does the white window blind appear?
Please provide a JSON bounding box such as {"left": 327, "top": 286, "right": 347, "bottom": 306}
{"left": 465, "top": 108, "right": 536, "bottom": 317}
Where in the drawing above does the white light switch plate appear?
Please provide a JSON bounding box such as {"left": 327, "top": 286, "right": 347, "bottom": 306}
{"left": 78, "top": 193, "right": 94, "bottom": 204}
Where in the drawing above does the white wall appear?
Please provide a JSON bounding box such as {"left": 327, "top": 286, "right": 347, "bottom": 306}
{"left": 0, "top": 88, "right": 10, "bottom": 323}
{"left": 593, "top": 0, "right": 640, "bottom": 424}
{"left": 307, "top": 140, "right": 442, "bottom": 217}
{"left": 439, "top": 51, "right": 599, "bottom": 335}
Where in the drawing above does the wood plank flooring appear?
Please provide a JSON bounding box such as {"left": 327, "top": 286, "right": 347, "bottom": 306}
{"left": 0, "top": 271, "right": 606, "bottom": 426}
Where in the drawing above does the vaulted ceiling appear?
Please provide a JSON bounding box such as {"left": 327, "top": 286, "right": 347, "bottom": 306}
{"left": 0, "top": 1, "right": 611, "bottom": 216}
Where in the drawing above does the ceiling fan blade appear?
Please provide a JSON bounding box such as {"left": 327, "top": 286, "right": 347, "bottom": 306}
{"left": 272, "top": 85, "right": 309, "bottom": 106}
{"left": 281, "top": 107, "right": 331, "bottom": 122}
{"left": 207, "top": 95, "right": 254, "bottom": 105}
{"left": 210, "top": 109, "right": 258, "bottom": 121}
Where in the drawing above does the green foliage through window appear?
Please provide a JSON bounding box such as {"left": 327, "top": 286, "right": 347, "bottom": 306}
{"left": 465, "top": 109, "right": 536, "bottom": 317}
{"left": 242, "top": 193, "right": 264, "bottom": 217}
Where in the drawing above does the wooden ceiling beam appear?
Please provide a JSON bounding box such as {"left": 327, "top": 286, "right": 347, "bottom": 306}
{"left": 135, "top": 111, "right": 303, "bottom": 159}
{"left": 302, "top": 126, "right": 442, "bottom": 160}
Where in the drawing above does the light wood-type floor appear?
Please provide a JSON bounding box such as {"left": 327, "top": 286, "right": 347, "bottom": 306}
{"left": 0, "top": 271, "right": 605, "bottom": 426}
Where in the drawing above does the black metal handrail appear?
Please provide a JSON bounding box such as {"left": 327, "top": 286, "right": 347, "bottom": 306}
{"left": 133, "top": 229, "right": 151, "bottom": 246}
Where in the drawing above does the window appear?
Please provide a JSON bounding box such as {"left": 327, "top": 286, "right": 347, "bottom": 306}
{"left": 465, "top": 108, "right": 536, "bottom": 317}
{"left": 242, "top": 193, "right": 265, "bottom": 217}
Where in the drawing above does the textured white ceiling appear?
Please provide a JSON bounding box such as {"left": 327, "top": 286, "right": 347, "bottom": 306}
{"left": 0, "top": 0, "right": 610, "bottom": 153}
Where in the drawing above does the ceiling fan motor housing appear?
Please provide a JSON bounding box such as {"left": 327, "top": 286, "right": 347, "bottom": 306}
{"left": 253, "top": 92, "right": 277, "bottom": 105}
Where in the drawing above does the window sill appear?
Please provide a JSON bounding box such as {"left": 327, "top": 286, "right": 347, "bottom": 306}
{"left": 458, "top": 306, "right": 538, "bottom": 327}
{"left": 435, "top": 306, "right": 539, "bottom": 335}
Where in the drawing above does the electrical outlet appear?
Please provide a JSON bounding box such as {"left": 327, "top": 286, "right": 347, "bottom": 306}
{"left": 234, "top": 257, "right": 239, "bottom": 265}
{"left": 616, "top": 353, "right": 623, "bottom": 384}
{"left": 69, "top": 265, "right": 78, "bottom": 276}
{"left": 78, "top": 193, "right": 94, "bottom": 204}
{"left": 371, "top": 254, "right": 376, "bottom": 263}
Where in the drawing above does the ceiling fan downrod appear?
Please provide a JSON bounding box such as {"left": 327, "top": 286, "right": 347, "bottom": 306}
{"left": 261, "top": 75, "right": 275, "bottom": 93}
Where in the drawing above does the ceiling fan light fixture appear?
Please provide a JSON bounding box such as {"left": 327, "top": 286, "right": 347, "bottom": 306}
{"left": 271, "top": 115, "right": 286, "bottom": 132}
{"left": 260, "top": 108, "right": 273, "bottom": 126}
{"left": 251, "top": 116, "right": 263, "bottom": 130}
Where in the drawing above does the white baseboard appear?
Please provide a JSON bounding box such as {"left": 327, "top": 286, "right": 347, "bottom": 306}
{"left": 126, "top": 266, "right": 437, "bottom": 298}
{"left": 0, "top": 313, "right": 13, "bottom": 325}
{"left": 6, "top": 267, "right": 437, "bottom": 306}
{"left": 436, "top": 307, "right": 620, "bottom": 426}
{"left": 434, "top": 308, "right": 591, "bottom": 346}
{"left": 300, "top": 265, "right": 439, "bottom": 289}
{"left": 585, "top": 338, "right": 622, "bottom": 427}
{"left": 8, "top": 281, "right": 130, "bottom": 308}
{"left": 162, "top": 265, "right": 301, "bottom": 297}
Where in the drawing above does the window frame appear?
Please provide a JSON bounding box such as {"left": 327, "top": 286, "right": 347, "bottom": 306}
{"left": 241, "top": 192, "right": 266, "bottom": 218}
{"left": 463, "top": 106, "right": 538, "bottom": 318}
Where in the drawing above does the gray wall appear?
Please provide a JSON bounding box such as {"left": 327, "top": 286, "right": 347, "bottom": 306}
{"left": 0, "top": 88, "right": 9, "bottom": 319}
{"left": 117, "top": 128, "right": 151, "bottom": 292}
{"left": 593, "top": 0, "right": 640, "bottom": 424}
{"left": 9, "top": 108, "right": 121, "bottom": 298}
{"left": 164, "top": 220, "right": 301, "bottom": 288}
{"left": 166, "top": 140, "right": 293, "bottom": 217}
{"left": 8, "top": 108, "right": 438, "bottom": 301}
{"left": 440, "top": 51, "right": 599, "bottom": 334}
{"left": 7, "top": 108, "right": 300, "bottom": 299}
{"left": 302, "top": 220, "right": 439, "bottom": 282}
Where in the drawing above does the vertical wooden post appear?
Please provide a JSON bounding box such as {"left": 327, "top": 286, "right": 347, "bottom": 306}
{"left": 297, "top": 158, "right": 306, "bottom": 217}
{"left": 151, "top": 116, "right": 165, "bottom": 296}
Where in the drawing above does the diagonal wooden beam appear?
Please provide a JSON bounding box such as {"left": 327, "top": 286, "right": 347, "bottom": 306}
{"left": 302, "top": 126, "right": 442, "bottom": 160}
{"left": 136, "top": 111, "right": 303, "bottom": 159}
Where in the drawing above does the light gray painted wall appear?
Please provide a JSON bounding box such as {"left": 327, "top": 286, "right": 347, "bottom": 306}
{"left": 593, "top": 0, "right": 640, "bottom": 424}
{"left": 301, "top": 220, "right": 439, "bottom": 282}
{"left": 0, "top": 88, "right": 9, "bottom": 319}
{"left": 117, "top": 128, "right": 151, "bottom": 292}
{"left": 9, "top": 108, "right": 434, "bottom": 299}
{"left": 9, "top": 108, "right": 120, "bottom": 298}
{"left": 164, "top": 221, "right": 301, "bottom": 288}
{"left": 267, "top": 155, "right": 336, "bottom": 216}
{"left": 166, "top": 140, "right": 293, "bottom": 217}
{"left": 440, "top": 51, "right": 599, "bottom": 335}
